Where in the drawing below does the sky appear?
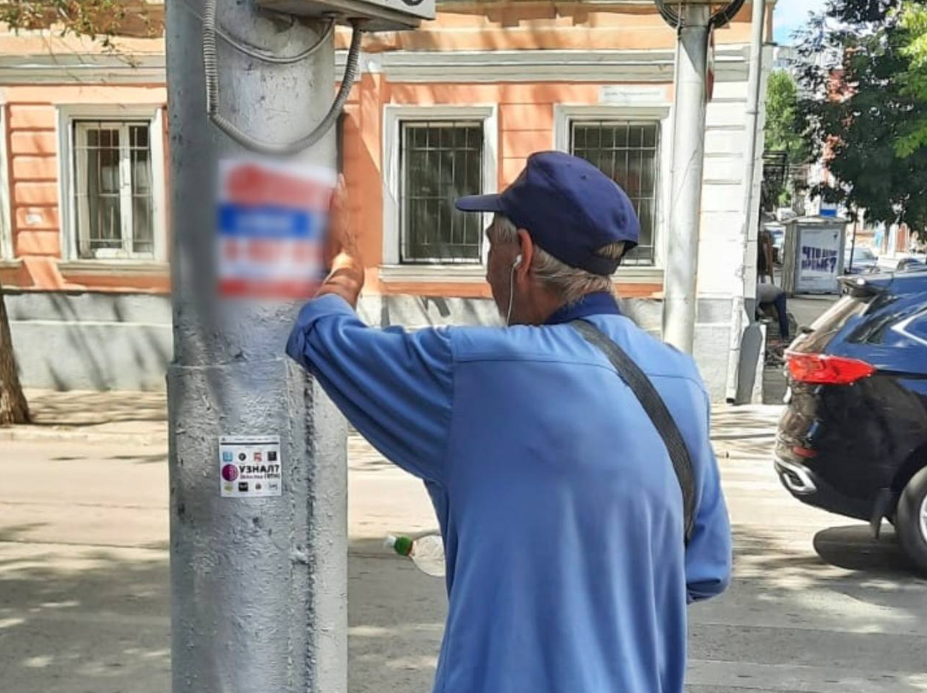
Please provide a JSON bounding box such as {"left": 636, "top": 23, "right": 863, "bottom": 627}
{"left": 774, "top": 0, "right": 828, "bottom": 44}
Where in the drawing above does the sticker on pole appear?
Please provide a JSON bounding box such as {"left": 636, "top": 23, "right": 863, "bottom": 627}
{"left": 217, "top": 159, "right": 337, "bottom": 298}
{"left": 219, "top": 435, "right": 282, "bottom": 498}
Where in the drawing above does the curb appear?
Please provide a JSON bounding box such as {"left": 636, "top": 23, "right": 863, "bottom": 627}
{"left": 0, "top": 427, "right": 167, "bottom": 446}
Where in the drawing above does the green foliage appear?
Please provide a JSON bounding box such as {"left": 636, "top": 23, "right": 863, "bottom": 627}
{"left": 765, "top": 71, "right": 811, "bottom": 163}
{"left": 896, "top": 2, "right": 927, "bottom": 156}
{"left": 796, "top": 0, "right": 927, "bottom": 237}
{"left": 0, "top": 0, "right": 155, "bottom": 49}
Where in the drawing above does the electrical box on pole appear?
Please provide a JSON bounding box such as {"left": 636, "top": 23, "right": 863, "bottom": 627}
{"left": 256, "top": 0, "right": 435, "bottom": 31}
{"left": 166, "top": 1, "right": 429, "bottom": 693}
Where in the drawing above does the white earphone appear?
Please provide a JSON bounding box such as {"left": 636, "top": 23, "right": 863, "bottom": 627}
{"left": 506, "top": 254, "right": 524, "bottom": 326}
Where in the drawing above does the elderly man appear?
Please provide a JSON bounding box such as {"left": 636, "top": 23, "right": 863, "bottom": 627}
{"left": 287, "top": 152, "right": 731, "bottom": 693}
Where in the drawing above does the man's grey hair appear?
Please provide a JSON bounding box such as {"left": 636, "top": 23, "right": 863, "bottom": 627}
{"left": 490, "top": 215, "right": 624, "bottom": 306}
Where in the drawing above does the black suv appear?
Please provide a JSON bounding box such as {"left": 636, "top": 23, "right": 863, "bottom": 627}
{"left": 775, "top": 271, "right": 927, "bottom": 572}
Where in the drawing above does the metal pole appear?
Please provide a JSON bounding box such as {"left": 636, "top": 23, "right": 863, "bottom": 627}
{"left": 849, "top": 218, "right": 858, "bottom": 273}
{"left": 663, "top": 4, "right": 711, "bottom": 353}
{"left": 725, "top": 0, "right": 766, "bottom": 403}
{"left": 165, "top": 2, "right": 347, "bottom": 692}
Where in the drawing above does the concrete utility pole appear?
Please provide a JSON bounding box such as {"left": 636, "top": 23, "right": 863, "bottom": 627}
{"left": 662, "top": 3, "right": 712, "bottom": 354}
{"left": 658, "top": 0, "right": 745, "bottom": 354}
{"left": 165, "top": 4, "right": 346, "bottom": 692}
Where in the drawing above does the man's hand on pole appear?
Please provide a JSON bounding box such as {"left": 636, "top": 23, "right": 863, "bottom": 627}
{"left": 317, "top": 175, "right": 365, "bottom": 308}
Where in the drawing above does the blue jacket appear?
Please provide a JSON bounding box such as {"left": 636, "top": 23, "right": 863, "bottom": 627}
{"left": 287, "top": 292, "right": 732, "bottom": 693}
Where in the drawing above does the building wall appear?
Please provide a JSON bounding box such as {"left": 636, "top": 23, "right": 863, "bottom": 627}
{"left": 0, "top": 3, "right": 769, "bottom": 398}
{"left": 338, "top": 2, "right": 760, "bottom": 53}
{"left": 1, "top": 85, "right": 169, "bottom": 292}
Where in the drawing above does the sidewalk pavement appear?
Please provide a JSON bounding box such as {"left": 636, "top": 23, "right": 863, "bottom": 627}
{"left": 0, "top": 389, "right": 167, "bottom": 445}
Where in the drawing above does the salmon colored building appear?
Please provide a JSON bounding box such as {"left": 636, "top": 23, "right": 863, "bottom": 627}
{"left": 0, "top": 2, "right": 775, "bottom": 398}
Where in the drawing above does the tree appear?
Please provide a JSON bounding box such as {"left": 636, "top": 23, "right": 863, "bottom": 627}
{"left": 0, "top": 277, "right": 29, "bottom": 425}
{"left": 896, "top": 2, "right": 927, "bottom": 156}
{"left": 0, "top": 1, "right": 157, "bottom": 48}
{"left": 0, "top": 4, "right": 158, "bottom": 424}
{"left": 765, "top": 71, "right": 811, "bottom": 163}
{"left": 795, "top": 0, "right": 927, "bottom": 237}
{"left": 764, "top": 71, "right": 810, "bottom": 209}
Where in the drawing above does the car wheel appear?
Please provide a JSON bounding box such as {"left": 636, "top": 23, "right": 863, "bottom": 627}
{"left": 896, "top": 466, "right": 927, "bottom": 574}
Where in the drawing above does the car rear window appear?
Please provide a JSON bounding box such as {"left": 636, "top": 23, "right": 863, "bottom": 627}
{"left": 901, "top": 309, "right": 927, "bottom": 344}
{"left": 791, "top": 294, "right": 873, "bottom": 353}
{"left": 844, "top": 292, "right": 903, "bottom": 344}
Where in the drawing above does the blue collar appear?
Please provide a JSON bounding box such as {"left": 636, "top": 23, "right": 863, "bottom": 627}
{"left": 545, "top": 292, "right": 622, "bottom": 326}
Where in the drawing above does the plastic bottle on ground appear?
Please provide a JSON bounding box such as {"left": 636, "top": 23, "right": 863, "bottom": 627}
{"left": 385, "top": 533, "right": 445, "bottom": 578}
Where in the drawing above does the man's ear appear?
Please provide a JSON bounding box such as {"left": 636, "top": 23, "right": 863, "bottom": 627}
{"left": 516, "top": 228, "right": 534, "bottom": 278}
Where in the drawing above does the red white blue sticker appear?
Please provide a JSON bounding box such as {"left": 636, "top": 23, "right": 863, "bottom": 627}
{"left": 217, "top": 159, "right": 336, "bottom": 298}
{"left": 219, "top": 435, "right": 282, "bottom": 498}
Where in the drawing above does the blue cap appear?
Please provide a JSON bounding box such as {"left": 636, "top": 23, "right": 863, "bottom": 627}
{"left": 455, "top": 151, "right": 639, "bottom": 276}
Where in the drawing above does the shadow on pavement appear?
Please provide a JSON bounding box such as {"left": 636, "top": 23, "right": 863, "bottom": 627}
{"left": 711, "top": 406, "right": 781, "bottom": 461}
{"left": 688, "top": 523, "right": 927, "bottom": 690}
{"left": 711, "top": 407, "right": 783, "bottom": 437}
{"left": 0, "top": 526, "right": 447, "bottom": 693}
{"left": 348, "top": 537, "right": 446, "bottom": 693}
{"left": 24, "top": 390, "right": 167, "bottom": 428}
{"left": 813, "top": 524, "right": 920, "bottom": 576}
{"left": 734, "top": 523, "right": 926, "bottom": 589}
{"left": 0, "top": 531, "right": 171, "bottom": 693}
{"left": 48, "top": 452, "right": 168, "bottom": 465}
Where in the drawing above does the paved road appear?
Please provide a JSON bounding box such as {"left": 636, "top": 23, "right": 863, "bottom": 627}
{"left": 2, "top": 411, "right": 926, "bottom": 693}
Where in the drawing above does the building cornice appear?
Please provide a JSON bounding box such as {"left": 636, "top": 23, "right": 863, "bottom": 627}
{"left": 0, "top": 53, "right": 166, "bottom": 85}
{"left": 0, "top": 44, "right": 749, "bottom": 86}
{"left": 346, "top": 46, "right": 749, "bottom": 82}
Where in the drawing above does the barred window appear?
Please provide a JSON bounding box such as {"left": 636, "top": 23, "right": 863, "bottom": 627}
{"left": 400, "top": 121, "right": 484, "bottom": 264}
{"left": 571, "top": 121, "right": 660, "bottom": 266}
{"left": 73, "top": 120, "right": 154, "bottom": 259}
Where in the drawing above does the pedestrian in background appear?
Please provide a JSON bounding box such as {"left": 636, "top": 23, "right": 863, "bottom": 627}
{"left": 757, "top": 228, "right": 776, "bottom": 284}
{"left": 757, "top": 280, "right": 791, "bottom": 344}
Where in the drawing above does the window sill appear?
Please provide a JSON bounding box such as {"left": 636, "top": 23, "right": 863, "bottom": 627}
{"left": 378, "top": 264, "right": 663, "bottom": 286}
{"left": 615, "top": 266, "right": 664, "bottom": 285}
{"left": 379, "top": 264, "right": 486, "bottom": 284}
{"left": 59, "top": 260, "right": 169, "bottom": 277}
{"left": 0, "top": 259, "right": 23, "bottom": 271}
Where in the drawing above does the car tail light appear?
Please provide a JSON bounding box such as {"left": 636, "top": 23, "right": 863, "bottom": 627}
{"left": 786, "top": 352, "right": 876, "bottom": 385}
{"left": 792, "top": 445, "right": 817, "bottom": 459}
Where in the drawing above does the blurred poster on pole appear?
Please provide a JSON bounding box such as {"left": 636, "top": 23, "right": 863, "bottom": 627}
{"left": 217, "top": 159, "right": 337, "bottom": 298}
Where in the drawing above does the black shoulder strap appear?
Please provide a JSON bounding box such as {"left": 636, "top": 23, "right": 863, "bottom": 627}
{"left": 570, "top": 319, "right": 697, "bottom": 544}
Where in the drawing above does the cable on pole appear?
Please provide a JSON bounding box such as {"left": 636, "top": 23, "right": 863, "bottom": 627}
{"left": 202, "top": 0, "right": 365, "bottom": 155}
{"left": 219, "top": 17, "right": 335, "bottom": 64}
{"left": 654, "top": 0, "right": 748, "bottom": 31}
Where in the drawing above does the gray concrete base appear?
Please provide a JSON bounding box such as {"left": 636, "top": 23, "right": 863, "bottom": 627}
{"left": 5, "top": 290, "right": 172, "bottom": 391}
{"left": 6, "top": 290, "right": 737, "bottom": 400}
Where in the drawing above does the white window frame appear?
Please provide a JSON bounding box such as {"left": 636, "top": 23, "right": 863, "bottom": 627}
{"left": 0, "top": 103, "right": 12, "bottom": 261}
{"left": 57, "top": 104, "right": 166, "bottom": 263}
{"left": 554, "top": 104, "right": 671, "bottom": 282}
{"left": 382, "top": 104, "right": 497, "bottom": 283}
